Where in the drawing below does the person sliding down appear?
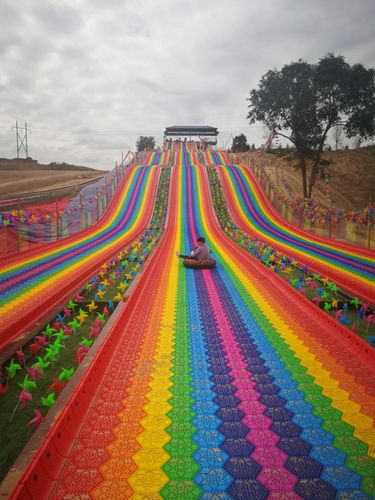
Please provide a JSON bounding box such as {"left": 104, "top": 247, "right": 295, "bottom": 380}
{"left": 176, "top": 236, "right": 210, "bottom": 261}
{"left": 176, "top": 237, "right": 216, "bottom": 269}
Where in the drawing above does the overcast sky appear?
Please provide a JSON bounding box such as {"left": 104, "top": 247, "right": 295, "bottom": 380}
{"left": 1, "top": 0, "right": 374, "bottom": 170}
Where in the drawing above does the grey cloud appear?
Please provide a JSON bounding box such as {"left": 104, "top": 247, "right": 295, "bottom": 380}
{"left": 0, "top": 0, "right": 374, "bottom": 169}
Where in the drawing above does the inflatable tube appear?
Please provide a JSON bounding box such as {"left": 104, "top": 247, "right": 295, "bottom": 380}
{"left": 183, "top": 258, "right": 216, "bottom": 269}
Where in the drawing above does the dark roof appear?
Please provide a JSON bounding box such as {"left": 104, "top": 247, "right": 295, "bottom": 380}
{"left": 164, "top": 125, "right": 218, "bottom": 136}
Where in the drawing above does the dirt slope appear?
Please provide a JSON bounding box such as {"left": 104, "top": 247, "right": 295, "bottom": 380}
{"left": 0, "top": 158, "right": 106, "bottom": 198}
{"left": 261, "top": 146, "right": 375, "bottom": 210}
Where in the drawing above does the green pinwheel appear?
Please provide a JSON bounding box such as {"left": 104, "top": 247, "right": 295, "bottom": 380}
{"left": 32, "top": 356, "right": 50, "bottom": 375}
{"left": 42, "top": 324, "right": 57, "bottom": 338}
{"left": 327, "top": 282, "right": 339, "bottom": 295}
{"left": 58, "top": 367, "right": 74, "bottom": 382}
{"left": 18, "top": 375, "right": 37, "bottom": 392}
{"left": 41, "top": 393, "right": 56, "bottom": 408}
{"left": 81, "top": 337, "right": 93, "bottom": 347}
{"left": 324, "top": 302, "right": 332, "bottom": 312}
{"left": 53, "top": 329, "right": 69, "bottom": 344}
{"left": 67, "top": 300, "right": 77, "bottom": 310}
{"left": 68, "top": 317, "right": 81, "bottom": 331}
{"left": 51, "top": 340, "right": 66, "bottom": 352}
{"left": 7, "top": 359, "right": 22, "bottom": 379}
{"left": 350, "top": 297, "right": 361, "bottom": 310}
{"left": 43, "top": 346, "right": 59, "bottom": 364}
{"left": 96, "top": 312, "right": 106, "bottom": 322}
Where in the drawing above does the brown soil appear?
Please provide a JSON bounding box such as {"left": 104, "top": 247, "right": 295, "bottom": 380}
{"left": 260, "top": 146, "right": 375, "bottom": 211}
{"left": 0, "top": 158, "right": 106, "bottom": 198}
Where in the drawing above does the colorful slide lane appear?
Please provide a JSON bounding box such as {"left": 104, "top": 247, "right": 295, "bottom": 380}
{"left": 218, "top": 164, "right": 375, "bottom": 304}
{"left": 0, "top": 165, "right": 160, "bottom": 362}
{"left": 11, "top": 161, "right": 375, "bottom": 499}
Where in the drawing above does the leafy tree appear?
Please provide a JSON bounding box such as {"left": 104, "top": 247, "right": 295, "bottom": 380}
{"left": 247, "top": 54, "right": 375, "bottom": 198}
{"left": 136, "top": 136, "right": 156, "bottom": 152}
{"left": 231, "top": 133, "right": 250, "bottom": 152}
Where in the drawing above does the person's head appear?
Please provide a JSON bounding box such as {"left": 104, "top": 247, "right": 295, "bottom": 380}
{"left": 197, "top": 236, "right": 205, "bottom": 245}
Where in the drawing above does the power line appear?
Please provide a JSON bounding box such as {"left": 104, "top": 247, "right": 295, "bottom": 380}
{"left": 12, "top": 121, "right": 31, "bottom": 158}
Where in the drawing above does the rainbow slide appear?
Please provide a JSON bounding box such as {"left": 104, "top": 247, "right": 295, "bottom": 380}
{"left": 219, "top": 164, "right": 375, "bottom": 303}
{"left": 8, "top": 148, "right": 375, "bottom": 498}
{"left": 0, "top": 165, "right": 160, "bottom": 362}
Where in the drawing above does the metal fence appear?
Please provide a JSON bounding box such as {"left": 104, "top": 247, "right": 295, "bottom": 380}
{"left": 0, "top": 152, "right": 144, "bottom": 255}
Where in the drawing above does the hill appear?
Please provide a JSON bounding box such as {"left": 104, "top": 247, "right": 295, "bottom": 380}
{"left": 261, "top": 146, "right": 375, "bottom": 211}
{"left": 0, "top": 158, "right": 106, "bottom": 198}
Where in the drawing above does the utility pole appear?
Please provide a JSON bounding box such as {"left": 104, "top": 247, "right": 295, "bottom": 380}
{"left": 13, "top": 121, "right": 31, "bottom": 158}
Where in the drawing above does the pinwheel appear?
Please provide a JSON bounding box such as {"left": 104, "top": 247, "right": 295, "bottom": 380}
{"left": 86, "top": 300, "right": 98, "bottom": 313}
{"left": 64, "top": 307, "right": 72, "bottom": 318}
{"left": 26, "top": 365, "right": 43, "bottom": 381}
{"left": 6, "top": 359, "right": 21, "bottom": 380}
{"left": 15, "top": 348, "right": 25, "bottom": 365}
{"left": 67, "top": 300, "right": 77, "bottom": 310}
{"left": 42, "top": 324, "right": 57, "bottom": 339}
{"left": 96, "top": 312, "right": 106, "bottom": 322}
{"left": 53, "top": 329, "right": 69, "bottom": 345}
{"left": 58, "top": 367, "right": 74, "bottom": 382}
{"left": 32, "top": 356, "right": 50, "bottom": 375}
{"left": 48, "top": 377, "right": 66, "bottom": 395}
{"left": 68, "top": 318, "right": 81, "bottom": 331}
{"left": 80, "top": 337, "right": 93, "bottom": 347}
{"left": 30, "top": 342, "right": 42, "bottom": 356}
{"left": 27, "top": 409, "right": 43, "bottom": 427}
{"left": 42, "top": 347, "right": 59, "bottom": 365}
{"left": 350, "top": 297, "right": 361, "bottom": 310}
{"left": 17, "top": 389, "right": 32, "bottom": 409}
{"left": 18, "top": 375, "right": 37, "bottom": 392}
{"left": 88, "top": 326, "right": 101, "bottom": 338}
{"left": 41, "top": 393, "right": 56, "bottom": 408}
{"left": 35, "top": 335, "right": 49, "bottom": 346}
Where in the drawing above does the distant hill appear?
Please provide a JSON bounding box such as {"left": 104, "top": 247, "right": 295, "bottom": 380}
{"left": 261, "top": 146, "right": 375, "bottom": 211}
{"left": 0, "top": 158, "right": 106, "bottom": 198}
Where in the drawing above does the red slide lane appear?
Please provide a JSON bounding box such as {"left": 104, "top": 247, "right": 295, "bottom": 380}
{"left": 0, "top": 167, "right": 160, "bottom": 362}
{"left": 219, "top": 167, "right": 375, "bottom": 303}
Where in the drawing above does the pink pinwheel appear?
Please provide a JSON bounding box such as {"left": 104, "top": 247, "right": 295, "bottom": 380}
{"left": 35, "top": 335, "right": 48, "bottom": 346}
{"left": 366, "top": 314, "right": 375, "bottom": 332}
{"left": 63, "top": 325, "right": 73, "bottom": 337}
{"left": 313, "top": 296, "right": 321, "bottom": 306}
{"left": 92, "top": 317, "right": 103, "bottom": 328}
{"left": 360, "top": 303, "right": 369, "bottom": 314}
{"left": 64, "top": 307, "right": 72, "bottom": 318}
{"left": 18, "top": 389, "right": 32, "bottom": 408}
{"left": 103, "top": 306, "right": 109, "bottom": 317}
{"left": 26, "top": 366, "right": 43, "bottom": 380}
{"left": 88, "top": 326, "right": 101, "bottom": 338}
{"left": 15, "top": 349, "right": 25, "bottom": 364}
{"left": 335, "top": 310, "right": 343, "bottom": 321}
{"left": 27, "top": 409, "right": 43, "bottom": 427}
{"left": 75, "top": 345, "right": 89, "bottom": 363}
{"left": 75, "top": 294, "right": 84, "bottom": 302}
